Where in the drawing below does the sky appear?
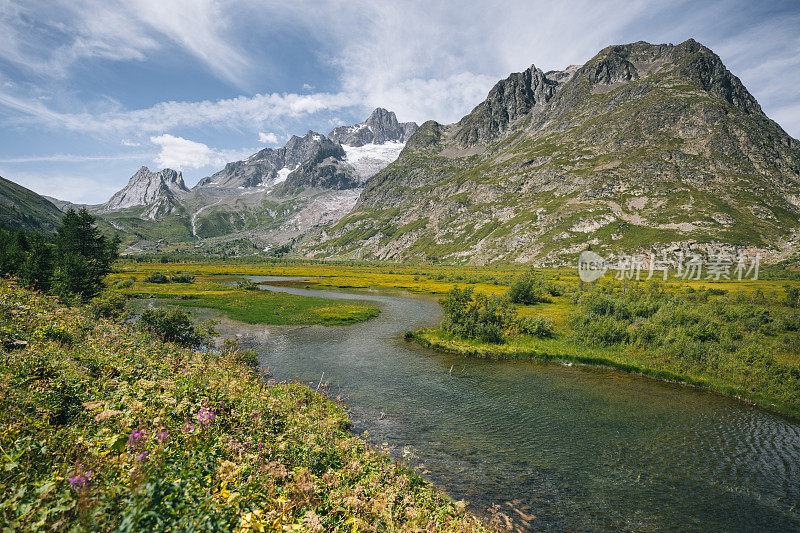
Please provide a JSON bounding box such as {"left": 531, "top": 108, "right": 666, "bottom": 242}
{"left": 0, "top": 0, "right": 798, "bottom": 204}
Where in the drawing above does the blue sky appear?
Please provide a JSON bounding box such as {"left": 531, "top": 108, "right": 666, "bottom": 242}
{"left": 1, "top": 0, "right": 798, "bottom": 203}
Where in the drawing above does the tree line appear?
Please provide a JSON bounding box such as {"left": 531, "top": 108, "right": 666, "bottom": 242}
{"left": 0, "top": 208, "right": 119, "bottom": 303}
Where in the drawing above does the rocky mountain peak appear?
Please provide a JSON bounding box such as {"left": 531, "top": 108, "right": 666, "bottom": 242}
{"left": 103, "top": 166, "right": 188, "bottom": 220}
{"left": 328, "top": 108, "right": 418, "bottom": 147}
{"left": 306, "top": 39, "right": 800, "bottom": 264}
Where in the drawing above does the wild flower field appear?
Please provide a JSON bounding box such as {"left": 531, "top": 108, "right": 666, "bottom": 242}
{"left": 0, "top": 280, "right": 486, "bottom": 531}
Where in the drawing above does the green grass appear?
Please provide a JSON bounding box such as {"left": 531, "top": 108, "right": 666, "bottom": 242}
{"left": 171, "top": 291, "right": 380, "bottom": 325}
{"left": 109, "top": 269, "right": 380, "bottom": 326}
{"left": 412, "top": 327, "right": 800, "bottom": 419}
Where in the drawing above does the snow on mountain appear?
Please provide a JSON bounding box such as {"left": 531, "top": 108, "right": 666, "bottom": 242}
{"left": 341, "top": 141, "right": 406, "bottom": 181}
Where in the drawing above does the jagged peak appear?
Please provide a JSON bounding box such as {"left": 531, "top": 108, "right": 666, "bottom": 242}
{"left": 452, "top": 63, "right": 557, "bottom": 146}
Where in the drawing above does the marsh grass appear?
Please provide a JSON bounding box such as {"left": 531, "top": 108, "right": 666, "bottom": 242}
{"left": 111, "top": 271, "right": 380, "bottom": 326}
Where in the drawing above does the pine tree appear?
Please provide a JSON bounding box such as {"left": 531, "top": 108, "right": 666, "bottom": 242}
{"left": 51, "top": 209, "right": 119, "bottom": 302}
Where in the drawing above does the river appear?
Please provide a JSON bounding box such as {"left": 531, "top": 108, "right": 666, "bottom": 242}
{"left": 213, "top": 277, "right": 800, "bottom": 531}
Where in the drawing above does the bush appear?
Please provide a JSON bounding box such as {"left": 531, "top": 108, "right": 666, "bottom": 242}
{"left": 236, "top": 280, "right": 261, "bottom": 290}
{"left": 137, "top": 308, "right": 217, "bottom": 348}
{"left": 507, "top": 270, "right": 560, "bottom": 304}
{"left": 113, "top": 277, "right": 134, "bottom": 289}
{"left": 170, "top": 274, "right": 194, "bottom": 283}
{"left": 517, "top": 316, "right": 555, "bottom": 338}
{"left": 90, "top": 292, "right": 127, "bottom": 320}
{"left": 143, "top": 273, "right": 169, "bottom": 284}
{"left": 785, "top": 286, "right": 800, "bottom": 308}
{"left": 34, "top": 324, "right": 74, "bottom": 347}
{"left": 777, "top": 311, "right": 800, "bottom": 332}
{"left": 441, "top": 286, "right": 516, "bottom": 343}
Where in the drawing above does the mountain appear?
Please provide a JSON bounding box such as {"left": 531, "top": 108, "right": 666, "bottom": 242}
{"left": 195, "top": 131, "right": 332, "bottom": 191}
{"left": 195, "top": 108, "right": 418, "bottom": 193}
{"left": 0, "top": 176, "right": 63, "bottom": 232}
{"left": 103, "top": 167, "right": 189, "bottom": 219}
{"left": 301, "top": 40, "right": 800, "bottom": 264}
{"left": 328, "top": 107, "right": 418, "bottom": 146}
{"left": 96, "top": 109, "right": 418, "bottom": 254}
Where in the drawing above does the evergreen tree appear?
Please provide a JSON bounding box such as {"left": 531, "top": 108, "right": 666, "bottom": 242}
{"left": 51, "top": 209, "right": 119, "bottom": 302}
{"left": 19, "top": 235, "right": 54, "bottom": 292}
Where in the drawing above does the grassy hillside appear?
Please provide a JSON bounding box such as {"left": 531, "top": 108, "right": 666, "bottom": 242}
{"left": 0, "top": 280, "right": 485, "bottom": 531}
{"left": 0, "top": 176, "right": 62, "bottom": 232}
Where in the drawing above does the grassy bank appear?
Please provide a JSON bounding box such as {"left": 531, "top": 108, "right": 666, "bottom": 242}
{"left": 413, "top": 279, "right": 800, "bottom": 419}
{"left": 0, "top": 280, "right": 485, "bottom": 531}
{"left": 411, "top": 328, "right": 800, "bottom": 418}
{"left": 109, "top": 272, "right": 379, "bottom": 326}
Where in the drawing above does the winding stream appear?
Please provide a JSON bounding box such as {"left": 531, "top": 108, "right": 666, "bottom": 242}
{"left": 215, "top": 277, "right": 800, "bottom": 531}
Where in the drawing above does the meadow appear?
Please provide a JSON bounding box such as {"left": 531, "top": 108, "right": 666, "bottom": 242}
{"left": 108, "top": 267, "right": 380, "bottom": 326}
{"left": 0, "top": 279, "right": 486, "bottom": 531}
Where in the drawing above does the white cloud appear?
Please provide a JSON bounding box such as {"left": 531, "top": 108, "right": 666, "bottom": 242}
{"left": 258, "top": 132, "right": 279, "bottom": 144}
{"left": 1, "top": 0, "right": 799, "bottom": 141}
{"left": 150, "top": 134, "right": 225, "bottom": 170}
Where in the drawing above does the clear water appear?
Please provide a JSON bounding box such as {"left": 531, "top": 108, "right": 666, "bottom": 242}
{"left": 215, "top": 277, "right": 800, "bottom": 531}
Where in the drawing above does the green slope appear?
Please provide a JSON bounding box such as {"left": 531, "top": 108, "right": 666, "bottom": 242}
{"left": 0, "top": 175, "right": 63, "bottom": 232}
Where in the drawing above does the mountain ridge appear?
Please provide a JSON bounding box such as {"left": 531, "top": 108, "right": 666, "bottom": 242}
{"left": 300, "top": 39, "right": 800, "bottom": 264}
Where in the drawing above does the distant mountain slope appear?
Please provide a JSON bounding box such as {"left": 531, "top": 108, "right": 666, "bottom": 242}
{"left": 95, "top": 109, "right": 418, "bottom": 253}
{"left": 0, "top": 176, "right": 62, "bottom": 232}
{"left": 328, "top": 107, "right": 418, "bottom": 146}
{"left": 302, "top": 40, "right": 800, "bottom": 264}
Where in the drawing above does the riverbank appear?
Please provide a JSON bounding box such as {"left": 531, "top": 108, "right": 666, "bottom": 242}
{"left": 411, "top": 327, "right": 800, "bottom": 420}
{"left": 0, "top": 280, "right": 485, "bottom": 531}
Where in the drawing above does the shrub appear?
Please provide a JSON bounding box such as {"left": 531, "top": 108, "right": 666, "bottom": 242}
{"left": 90, "top": 292, "right": 127, "bottom": 320}
{"left": 785, "top": 286, "right": 800, "bottom": 308}
{"left": 777, "top": 311, "right": 800, "bottom": 332}
{"left": 441, "top": 286, "right": 516, "bottom": 343}
{"left": 236, "top": 280, "right": 260, "bottom": 290}
{"left": 113, "top": 278, "right": 134, "bottom": 289}
{"left": 137, "top": 308, "right": 217, "bottom": 348}
{"left": 507, "top": 270, "right": 560, "bottom": 304}
{"left": 170, "top": 274, "right": 194, "bottom": 283}
{"left": 143, "top": 273, "right": 169, "bottom": 284}
{"left": 34, "top": 324, "right": 74, "bottom": 347}
{"left": 517, "top": 316, "right": 555, "bottom": 338}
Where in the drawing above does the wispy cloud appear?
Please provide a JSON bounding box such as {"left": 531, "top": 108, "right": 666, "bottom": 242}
{"left": 0, "top": 90, "right": 357, "bottom": 134}
{"left": 0, "top": 0, "right": 249, "bottom": 86}
{"left": 0, "top": 152, "right": 149, "bottom": 164}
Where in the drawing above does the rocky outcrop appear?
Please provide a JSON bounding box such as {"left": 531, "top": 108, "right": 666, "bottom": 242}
{"left": 453, "top": 65, "right": 559, "bottom": 146}
{"left": 274, "top": 140, "right": 360, "bottom": 194}
{"left": 196, "top": 131, "right": 329, "bottom": 190}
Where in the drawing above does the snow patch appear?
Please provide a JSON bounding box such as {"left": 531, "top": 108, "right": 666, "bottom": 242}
{"left": 275, "top": 166, "right": 294, "bottom": 184}
{"left": 342, "top": 141, "right": 405, "bottom": 181}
